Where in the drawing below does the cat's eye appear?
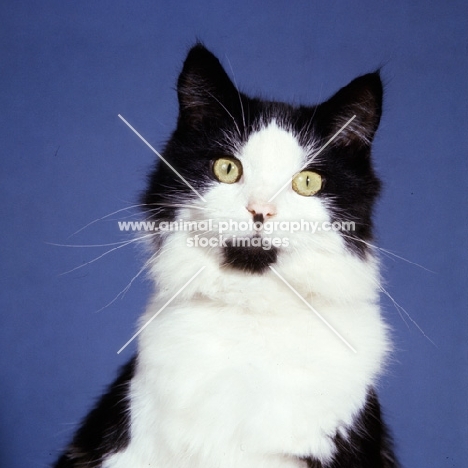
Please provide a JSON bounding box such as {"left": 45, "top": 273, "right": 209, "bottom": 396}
{"left": 212, "top": 157, "right": 243, "bottom": 184}
{"left": 292, "top": 171, "right": 322, "bottom": 196}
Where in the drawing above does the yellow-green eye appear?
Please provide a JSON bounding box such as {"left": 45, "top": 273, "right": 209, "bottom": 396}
{"left": 292, "top": 170, "right": 322, "bottom": 196}
{"left": 212, "top": 157, "right": 243, "bottom": 184}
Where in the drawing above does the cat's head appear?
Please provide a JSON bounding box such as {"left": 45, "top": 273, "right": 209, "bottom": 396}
{"left": 143, "top": 44, "right": 382, "bottom": 283}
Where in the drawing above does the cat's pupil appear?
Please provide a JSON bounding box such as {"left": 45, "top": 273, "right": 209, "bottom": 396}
{"left": 306, "top": 175, "right": 310, "bottom": 186}
{"left": 226, "top": 163, "right": 232, "bottom": 174}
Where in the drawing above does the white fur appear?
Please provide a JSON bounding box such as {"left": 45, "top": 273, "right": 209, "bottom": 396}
{"left": 104, "top": 123, "right": 390, "bottom": 468}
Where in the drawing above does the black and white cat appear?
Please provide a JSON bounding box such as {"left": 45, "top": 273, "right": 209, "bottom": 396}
{"left": 54, "top": 44, "right": 399, "bottom": 468}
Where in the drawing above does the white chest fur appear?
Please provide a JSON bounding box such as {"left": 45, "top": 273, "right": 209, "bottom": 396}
{"left": 105, "top": 271, "right": 389, "bottom": 468}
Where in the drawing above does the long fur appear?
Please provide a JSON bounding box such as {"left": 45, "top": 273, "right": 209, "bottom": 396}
{"left": 54, "top": 44, "right": 399, "bottom": 468}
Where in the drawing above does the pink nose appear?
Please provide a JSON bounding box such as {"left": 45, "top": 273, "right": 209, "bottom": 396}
{"left": 247, "top": 201, "right": 277, "bottom": 220}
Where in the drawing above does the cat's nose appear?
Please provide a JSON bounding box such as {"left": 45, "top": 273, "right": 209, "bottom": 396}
{"left": 247, "top": 201, "right": 277, "bottom": 221}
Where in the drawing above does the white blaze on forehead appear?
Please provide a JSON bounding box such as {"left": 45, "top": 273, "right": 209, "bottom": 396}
{"left": 237, "top": 121, "right": 306, "bottom": 200}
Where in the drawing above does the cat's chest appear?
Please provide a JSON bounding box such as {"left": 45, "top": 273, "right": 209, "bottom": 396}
{"left": 130, "top": 296, "right": 387, "bottom": 464}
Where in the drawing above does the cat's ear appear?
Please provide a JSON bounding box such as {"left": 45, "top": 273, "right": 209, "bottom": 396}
{"left": 177, "top": 44, "right": 238, "bottom": 128}
{"left": 317, "top": 72, "right": 383, "bottom": 147}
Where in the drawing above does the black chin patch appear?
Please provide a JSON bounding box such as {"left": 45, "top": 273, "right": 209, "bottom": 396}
{"left": 222, "top": 240, "right": 278, "bottom": 274}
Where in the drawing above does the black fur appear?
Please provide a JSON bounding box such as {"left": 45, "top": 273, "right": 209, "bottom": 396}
{"left": 143, "top": 44, "right": 382, "bottom": 264}
{"left": 54, "top": 45, "right": 398, "bottom": 466}
{"left": 54, "top": 357, "right": 135, "bottom": 467}
{"left": 304, "top": 389, "right": 399, "bottom": 468}
{"left": 223, "top": 239, "right": 278, "bottom": 273}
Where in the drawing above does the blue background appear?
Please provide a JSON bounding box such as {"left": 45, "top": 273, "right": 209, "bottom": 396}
{"left": 1, "top": 1, "right": 467, "bottom": 467}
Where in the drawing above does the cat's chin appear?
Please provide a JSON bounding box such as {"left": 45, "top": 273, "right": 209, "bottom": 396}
{"left": 222, "top": 238, "right": 278, "bottom": 274}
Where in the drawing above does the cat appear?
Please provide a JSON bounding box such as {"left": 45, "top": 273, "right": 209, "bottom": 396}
{"left": 54, "top": 44, "right": 400, "bottom": 468}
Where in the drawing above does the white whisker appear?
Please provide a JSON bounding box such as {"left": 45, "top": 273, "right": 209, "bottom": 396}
{"left": 225, "top": 55, "right": 246, "bottom": 133}
{"left": 47, "top": 240, "right": 137, "bottom": 248}
{"left": 59, "top": 233, "right": 154, "bottom": 276}
{"left": 69, "top": 204, "right": 143, "bottom": 237}
{"left": 340, "top": 233, "right": 434, "bottom": 273}
{"left": 96, "top": 250, "right": 159, "bottom": 313}
{"left": 376, "top": 281, "right": 436, "bottom": 347}
{"left": 205, "top": 90, "right": 242, "bottom": 138}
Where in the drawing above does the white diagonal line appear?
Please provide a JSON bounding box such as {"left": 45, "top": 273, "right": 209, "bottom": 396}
{"left": 269, "top": 266, "right": 357, "bottom": 353}
{"left": 268, "top": 115, "right": 356, "bottom": 202}
{"left": 117, "top": 266, "right": 206, "bottom": 354}
{"left": 118, "top": 114, "right": 207, "bottom": 202}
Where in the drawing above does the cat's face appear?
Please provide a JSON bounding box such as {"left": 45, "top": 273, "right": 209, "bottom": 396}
{"left": 143, "top": 45, "right": 382, "bottom": 276}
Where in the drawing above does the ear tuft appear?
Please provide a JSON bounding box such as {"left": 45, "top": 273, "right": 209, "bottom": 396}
{"left": 318, "top": 72, "right": 383, "bottom": 147}
{"left": 177, "top": 44, "right": 238, "bottom": 128}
